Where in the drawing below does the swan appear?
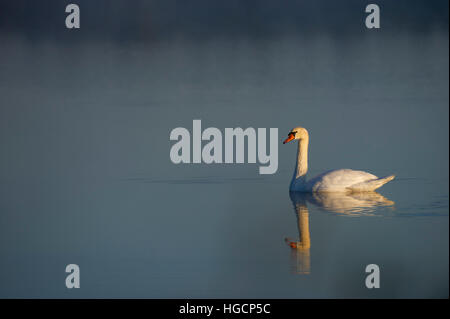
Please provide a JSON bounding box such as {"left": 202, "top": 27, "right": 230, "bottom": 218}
{"left": 283, "top": 126, "right": 395, "bottom": 192}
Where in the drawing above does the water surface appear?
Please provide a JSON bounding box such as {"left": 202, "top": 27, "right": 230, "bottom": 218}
{"left": 0, "top": 30, "right": 448, "bottom": 298}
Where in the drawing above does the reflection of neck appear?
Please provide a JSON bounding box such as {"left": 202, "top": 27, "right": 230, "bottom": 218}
{"left": 296, "top": 203, "right": 311, "bottom": 249}
{"left": 294, "top": 138, "right": 309, "bottom": 180}
{"left": 290, "top": 201, "right": 311, "bottom": 274}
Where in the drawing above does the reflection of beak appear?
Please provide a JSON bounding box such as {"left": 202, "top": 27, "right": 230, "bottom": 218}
{"left": 283, "top": 134, "right": 295, "bottom": 144}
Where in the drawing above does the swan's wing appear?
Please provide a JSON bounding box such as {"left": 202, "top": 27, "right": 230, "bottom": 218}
{"left": 308, "top": 169, "right": 378, "bottom": 192}
{"left": 348, "top": 175, "right": 395, "bottom": 192}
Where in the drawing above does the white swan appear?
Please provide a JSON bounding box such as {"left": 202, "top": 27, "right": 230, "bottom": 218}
{"left": 283, "top": 126, "right": 395, "bottom": 192}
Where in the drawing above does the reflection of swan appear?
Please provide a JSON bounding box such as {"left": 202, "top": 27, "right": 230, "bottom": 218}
{"left": 283, "top": 127, "right": 395, "bottom": 192}
{"left": 285, "top": 194, "right": 311, "bottom": 274}
{"left": 307, "top": 191, "right": 395, "bottom": 216}
{"left": 285, "top": 191, "right": 395, "bottom": 274}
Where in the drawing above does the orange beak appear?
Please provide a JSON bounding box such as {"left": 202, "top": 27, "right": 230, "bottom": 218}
{"left": 283, "top": 133, "right": 295, "bottom": 144}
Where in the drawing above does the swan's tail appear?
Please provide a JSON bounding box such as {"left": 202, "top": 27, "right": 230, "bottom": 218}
{"left": 348, "top": 175, "right": 395, "bottom": 192}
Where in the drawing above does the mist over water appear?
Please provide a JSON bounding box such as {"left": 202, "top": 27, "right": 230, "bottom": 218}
{"left": 0, "top": 0, "right": 448, "bottom": 298}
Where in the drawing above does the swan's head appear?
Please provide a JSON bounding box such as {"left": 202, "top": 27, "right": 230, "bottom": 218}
{"left": 283, "top": 127, "right": 309, "bottom": 144}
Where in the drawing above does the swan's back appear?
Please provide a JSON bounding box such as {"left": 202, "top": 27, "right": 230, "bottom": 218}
{"left": 296, "top": 169, "right": 394, "bottom": 192}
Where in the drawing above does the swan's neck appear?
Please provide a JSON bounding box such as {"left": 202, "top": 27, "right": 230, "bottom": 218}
{"left": 294, "top": 137, "right": 309, "bottom": 180}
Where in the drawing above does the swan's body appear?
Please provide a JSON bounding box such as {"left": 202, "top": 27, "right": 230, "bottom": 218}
{"left": 283, "top": 127, "right": 395, "bottom": 192}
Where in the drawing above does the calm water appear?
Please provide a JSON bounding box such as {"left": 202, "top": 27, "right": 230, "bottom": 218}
{"left": 0, "top": 31, "right": 448, "bottom": 298}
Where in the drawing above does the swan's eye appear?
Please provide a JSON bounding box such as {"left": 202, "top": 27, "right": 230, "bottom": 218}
{"left": 290, "top": 131, "right": 296, "bottom": 136}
